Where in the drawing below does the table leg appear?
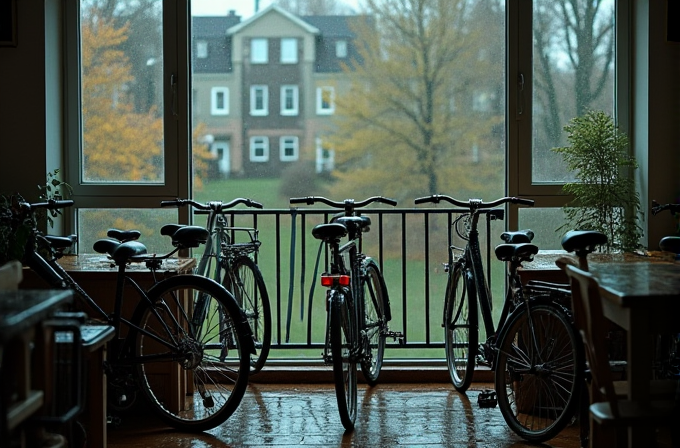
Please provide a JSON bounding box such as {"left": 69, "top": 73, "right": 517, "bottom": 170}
{"left": 626, "top": 307, "right": 653, "bottom": 448}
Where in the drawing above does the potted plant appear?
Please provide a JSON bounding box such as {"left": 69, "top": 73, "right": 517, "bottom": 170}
{"left": 552, "top": 110, "right": 643, "bottom": 253}
{"left": 0, "top": 169, "right": 72, "bottom": 265}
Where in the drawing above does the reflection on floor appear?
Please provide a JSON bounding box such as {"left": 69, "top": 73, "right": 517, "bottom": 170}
{"left": 107, "top": 383, "right": 585, "bottom": 447}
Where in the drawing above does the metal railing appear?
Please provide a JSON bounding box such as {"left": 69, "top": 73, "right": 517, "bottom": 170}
{"left": 200, "top": 206, "right": 505, "bottom": 360}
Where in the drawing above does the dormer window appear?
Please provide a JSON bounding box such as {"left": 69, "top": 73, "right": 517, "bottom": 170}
{"left": 196, "top": 40, "right": 208, "bottom": 58}
{"left": 336, "top": 40, "right": 347, "bottom": 58}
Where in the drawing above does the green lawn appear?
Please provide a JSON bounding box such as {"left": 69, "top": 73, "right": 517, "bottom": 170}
{"left": 194, "top": 177, "right": 508, "bottom": 361}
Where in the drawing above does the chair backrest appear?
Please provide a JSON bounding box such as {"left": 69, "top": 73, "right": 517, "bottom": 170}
{"left": 0, "top": 260, "right": 23, "bottom": 290}
{"left": 558, "top": 260, "right": 620, "bottom": 415}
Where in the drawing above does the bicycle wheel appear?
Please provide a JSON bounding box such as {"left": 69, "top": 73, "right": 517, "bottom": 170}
{"left": 495, "top": 303, "right": 583, "bottom": 443}
{"left": 330, "top": 290, "right": 358, "bottom": 430}
{"left": 226, "top": 256, "right": 271, "bottom": 374}
{"left": 360, "top": 258, "right": 387, "bottom": 386}
{"left": 131, "top": 274, "right": 251, "bottom": 432}
{"left": 444, "top": 264, "right": 478, "bottom": 392}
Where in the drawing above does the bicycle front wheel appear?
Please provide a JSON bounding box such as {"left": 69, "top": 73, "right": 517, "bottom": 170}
{"left": 330, "top": 290, "right": 358, "bottom": 430}
{"left": 445, "top": 265, "right": 478, "bottom": 392}
{"left": 227, "top": 256, "right": 271, "bottom": 374}
{"left": 360, "top": 259, "right": 387, "bottom": 386}
{"left": 132, "top": 275, "right": 251, "bottom": 432}
{"left": 495, "top": 303, "right": 583, "bottom": 443}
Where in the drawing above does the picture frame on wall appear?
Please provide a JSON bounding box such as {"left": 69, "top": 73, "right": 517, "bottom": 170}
{"left": 0, "top": 0, "right": 18, "bottom": 47}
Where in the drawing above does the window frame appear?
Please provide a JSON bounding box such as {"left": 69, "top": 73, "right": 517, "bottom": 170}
{"left": 280, "top": 38, "right": 298, "bottom": 64}
{"left": 251, "top": 38, "right": 268, "bottom": 64}
{"left": 210, "top": 86, "right": 229, "bottom": 115}
{"left": 250, "top": 136, "right": 269, "bottom": 162}
{"left": 280, "top": 85, "right": 299, "bottom": 116}
{"left": 250, "top": 85, "right": 269, "bottom": 116}
{"left": 280, "top": 136, "right": 299, "bottom": 161}
{"left": 316, "top": 86, "right": 335, "bottom": 115}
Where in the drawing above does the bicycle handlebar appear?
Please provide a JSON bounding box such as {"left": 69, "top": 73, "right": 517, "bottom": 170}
{"left": 289, "top": 196, "right": 398, "bottom": 208}
{"left": 651, "top": 200, "right": 680, "bottom": 216}
{"left": 161, "top": 198, "right": 263, "bottom": 213}
{"left": 414, "top": 195, "right": 534, "bottom": 209}
{"left": 19, "top": 199, "right": 75, "bottom": 212}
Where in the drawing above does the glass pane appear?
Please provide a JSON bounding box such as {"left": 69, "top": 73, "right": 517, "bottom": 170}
{"left": 80, "top": 0, "right": 164, "bottom": 184}
{"left": 190, "top": 1, "right": 506, "bottom": 359}
{"left": 77, "top": 208, "right": 177, "bottom": 255}
{"left": 518, "top": 207, "right": 570, "bottom": 251}
{"left": 531, "top": 0, "right": 615, "bottom": 184}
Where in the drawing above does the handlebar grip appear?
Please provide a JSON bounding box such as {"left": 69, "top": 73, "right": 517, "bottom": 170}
{"left": 512, "top": 197, "right": 535, "bottom": 207}
{"left": 247, "top": 200, "right": 264, "bottom": 209}
{"left": 160, "top": 200, "right": 181, "bottom": 207}
{"left": 52, "top": 200, "right": 75, "bottom": 209}
{"left": 414, "top": 196, "right": 436, "bottom": 205}
{"left": 378, "top": 197, "right": 398, "bottom": 207}
{"left": 290, "top": 197, "right": 313, "bottom": 205}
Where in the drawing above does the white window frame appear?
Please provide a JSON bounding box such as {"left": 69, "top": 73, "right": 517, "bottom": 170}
{"left": 280, "top": 38, "right": 298, "bottom": 64}
{"left": 210, "top": 87, "right": 229, "bottom": 115}
{"left": 280, "top": 85, "right": 299, "bottom": 116}
{"left": 316, "top": 86, "right": 335, "bottom": 115}
{"left": 250, "top": 136, "right": 269, "bottom": 162}
{"left": 280, "top": 136, "right": 299, "bottom": 161}
{"left": 250, "top": 85, "right": 269, "bottom": 116}
{"left": 251, "top": 38, "right": 268, "bottom": 64}
{"left": 336, "top": 40, "right": 348, "bottom": 58}
{"left": 196, "top": 40, "right": 208, "bottom": 58}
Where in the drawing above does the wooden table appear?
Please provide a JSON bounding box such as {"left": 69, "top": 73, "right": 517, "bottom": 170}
{"left": 520, "top": 251, "right": 680, "bottom": 447}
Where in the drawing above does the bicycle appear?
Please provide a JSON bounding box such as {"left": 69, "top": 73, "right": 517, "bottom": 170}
{"left": 415, "top": 194, "right": 603, "bottom": 442}
{"left": 160, "top": 198, "right": 271, "bottom": 374}
{"left": 289, "top": 195, "right": 402, "bottom": 430}
{"left": 10, "top": 195, "right": 254, "bottom": 432}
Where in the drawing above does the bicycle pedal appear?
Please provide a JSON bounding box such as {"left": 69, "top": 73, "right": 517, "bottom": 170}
{"left": 385, "top": 331, "right": 404, "bottom": 342}
{"left": 477, "top": 389, "right": 497, "bottom": 408}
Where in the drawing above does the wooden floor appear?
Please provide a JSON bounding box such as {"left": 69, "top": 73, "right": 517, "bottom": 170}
{"left": 106, "top": 382, "right": 585, "bottom": 448}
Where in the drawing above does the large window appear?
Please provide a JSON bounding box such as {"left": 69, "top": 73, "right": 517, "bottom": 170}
{"left": 280, "top": 38, "right": 298, "bottom": 63}
{"left": 251, "top": 38, "right": 268, "bottom": 63}
{"left": 250, "top": 85, "right": 269, "bottom": 116}
{"left": 280, "top": 85, "right": 299, "bottom": 116}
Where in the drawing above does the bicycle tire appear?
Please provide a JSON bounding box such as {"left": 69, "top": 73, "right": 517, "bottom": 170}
{"left": 494, "top": 303, "right": 584, "bottom": 443}
{"left": 330, "top": 290, "right": 358, "bottom": 430}
{"left": 226, "top": 256, "right": 272, "bottom": 374}
{"left": 360, "top": 258, "right": 387, "bottom": 386}
{"left": 130, "top": 274, "right": 251, "bottom": 432}
{"left": 444, "top": 264, "right": 478, "bottom": 392}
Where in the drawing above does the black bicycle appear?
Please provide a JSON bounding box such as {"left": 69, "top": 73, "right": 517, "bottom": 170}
{"left": 160, "top": 198, "right": 271, "bottom": 374}
{"left": 415, "top": 194, "right": 602, "bottom": 442}
{"left": 8, "top": 195, "right": 254, "bottom": 432}
{"left": 289, "top": 196, "right": 402, "bottom": 430}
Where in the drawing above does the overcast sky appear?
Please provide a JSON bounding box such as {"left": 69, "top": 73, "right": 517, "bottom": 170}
{"left": 191, "top": 0, "right": 361, "bottom": 18}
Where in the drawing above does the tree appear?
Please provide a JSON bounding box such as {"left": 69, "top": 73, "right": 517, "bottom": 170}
{"left": 80, "top": 7, "right": 163, "bottom": 182}
{"left": 329, "top": 0, "right": 505, "bottom": 201}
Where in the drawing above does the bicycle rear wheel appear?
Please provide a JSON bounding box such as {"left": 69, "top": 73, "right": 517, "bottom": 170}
{"left": 226, "top": 256, "right": 271, "bottom": 374}
{"left": 495, "top": 303, "right": 583, "bottom": 443}
{"left": 330, "top": 290, "right": 358, "bottom": 430}
{"left": 445, "top": 264, "right": 478, "bottom": 392}
{"left": 131, "top": 275, "right": 251, "bottom": 432}
{"left": 360, "top": 259, "right": 387, "bottom": 386}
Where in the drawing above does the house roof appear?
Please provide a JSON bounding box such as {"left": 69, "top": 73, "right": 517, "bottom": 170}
{"left": 193, "top": 15, "right": 241, "bottom": 38}
{"left": 302, "top": 15, "right": 357, "bottom": 38}
{"left": 227, "top": 4, "right": 319, "bottom": 36}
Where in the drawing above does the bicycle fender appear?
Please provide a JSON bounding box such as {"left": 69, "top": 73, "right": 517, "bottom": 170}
{"left": 135, "top": 274, "right": 256, "bottom": 355}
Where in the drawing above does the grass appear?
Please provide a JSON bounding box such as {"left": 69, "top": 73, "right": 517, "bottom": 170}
{"left": 194, "top": 177, "right": 508, "bottom": 361}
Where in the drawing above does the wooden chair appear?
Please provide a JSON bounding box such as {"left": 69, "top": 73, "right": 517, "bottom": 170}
{"left": 559, "top": 260, "right": 678, "bottom": 448}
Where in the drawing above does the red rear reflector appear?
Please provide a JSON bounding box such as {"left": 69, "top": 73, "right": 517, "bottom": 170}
{"left": 320, "top": 274, "right": 350, "bottom": 287}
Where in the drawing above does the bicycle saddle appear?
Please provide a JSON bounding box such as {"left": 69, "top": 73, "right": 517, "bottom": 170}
{"left": 312, "top": 223, "right": 347, "bottom": 241}
{"left": 334, "top": 216, "right": 371, "bottom": 230}
{"left": 500, "top": 229, "right": 534, "bottom": 243}
{"left": 160, "top": 225, "right": 209, "bottom": 248}
{"left": 659, "top": 236, "right": 680, "bottom": 254}
{"left": 107, "top": 228, "right": 142, "bottom": 242}
{"left": 560, "top": 230, "right": 608, "bottom": 255}
{"left": 44, "top": 234, "right": 77, "bottom": 250}
{"left": 93, "top": 239, "right": 148, "bottom": 265}
{"left": 494, "top": 243, "right": 539, "bottom": 262}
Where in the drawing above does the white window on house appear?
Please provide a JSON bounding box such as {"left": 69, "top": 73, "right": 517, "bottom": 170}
{"left": 336, "top": 40, "right": 348, "bottom": 58}
{"left": 316, "top": 86, "right": 335, "bottom": 115}
{"left": 280, "top": 85, "right": 299, "bottom": 116}
{"left": 250, "top": 136, "right": 269, "bottom": 162}
{"left": 210, "top": 87, "right": 229, "bottom": 115}
{"left": 196, "top": 40, "right": 208, "bottom": 58}
{"left": 251, "top": 38, "right": 268, "bottom": 63}
{"left": 315, "top": 137, "right": 335, "bottom": 173}
{"left": 280, "top": 38, "right": 298, "bottom": 63}
{"left": 280, "top": 136, "right": 299, "bottom": 161}
{"left": 250, "top": 85, "right": 269, "bottom": 116}
{"left": 211, "top": 140, "right": 230, "bottom": 175}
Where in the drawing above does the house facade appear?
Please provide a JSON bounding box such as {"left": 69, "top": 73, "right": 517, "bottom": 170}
{"left": 192, "top": 5, "right": 364, "bottom": 178}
